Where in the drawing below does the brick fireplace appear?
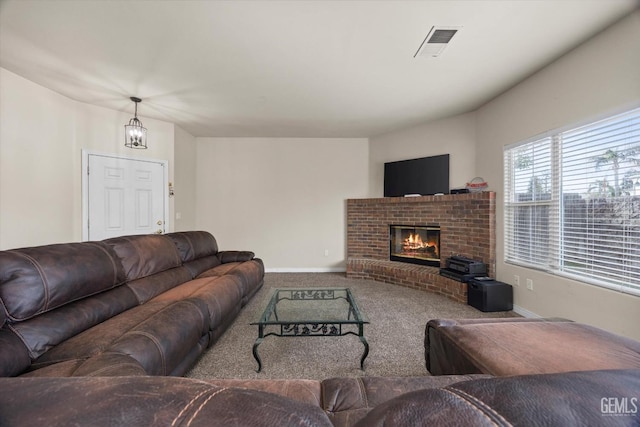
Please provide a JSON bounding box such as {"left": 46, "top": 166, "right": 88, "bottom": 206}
{"left": 346, "top": 192, "right": 496, "bottom": 303}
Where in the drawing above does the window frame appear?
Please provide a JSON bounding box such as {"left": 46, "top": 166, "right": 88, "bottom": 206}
{"left": 503, "top": 107, "right": 640, "bottom": 297}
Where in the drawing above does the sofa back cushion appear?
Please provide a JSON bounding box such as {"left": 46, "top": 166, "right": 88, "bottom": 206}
{"left": 165, "top": 231, "right": 221, "bottom": 277}
{"left": 104, "top": 234, "right": 183, "bottom": 281}
{"left": 125, "top": 268, "right": 193, "bottom": 304}
{"left": 165, "top": 231, "right": 219, "bottom": 261}
{"left": 0, "top": 242, "right": 126, "bottom": 322}
{"left": 10, "top": 285, "right": 139, "bottom": 360}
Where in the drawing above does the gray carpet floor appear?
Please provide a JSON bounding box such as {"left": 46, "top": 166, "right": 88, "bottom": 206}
{"left": 186, "top": 273, "right": 517, "bottom": 381}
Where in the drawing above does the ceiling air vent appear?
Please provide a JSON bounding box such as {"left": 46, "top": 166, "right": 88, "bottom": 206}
{"left": 414, "top": 26, "right": 461, "bottom": 58}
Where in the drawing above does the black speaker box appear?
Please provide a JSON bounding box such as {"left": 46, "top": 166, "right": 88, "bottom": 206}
{"left": 467, "top": 277, "right": 513, "bottom": 312}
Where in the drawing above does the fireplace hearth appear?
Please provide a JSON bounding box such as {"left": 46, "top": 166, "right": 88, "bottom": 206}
{"left": 389, "top": 225, "right": 440, "bottom": 267}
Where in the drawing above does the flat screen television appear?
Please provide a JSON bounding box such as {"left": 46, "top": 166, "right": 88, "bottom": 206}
{"left": 384, "top": 154, "right": 449, "bottom": 197}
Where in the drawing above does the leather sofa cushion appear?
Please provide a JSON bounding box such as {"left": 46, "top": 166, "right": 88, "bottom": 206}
{"left": 169, "top": 334, "right": 211, "bottom": 377}
{"left": 107, "top": 299, "right": 208, "bottom": 376}
{"left": 21, "top": 359, "right": 86, "bottom": 377}
{"left": 426, "top": 318, "right": 640, "bottom": 376}
{"left": 197, "top": 261, "right": 243, "bottom": 277}
{"left": 152, "top": 276, "right": 242, "bottom": 331}
{"left": 72, "top": 352, "right": 148, "bottom": 377}
{"left": 0, "top": 242, "right": 126, "bottom": 321}
{"left": 0, "top": 376, "right": 334, "bottom": 427}
{"left": 166, "top": 231, "right": 258, "bottom": 279}
{"left": 125, "top": 266, "right": 192, "bottom": 304}
{"left": 0, "top": 326, "right": 31, "bottom": 377}
{"left": 25, "top": 356, "right": 147, "bottom": 378}
{"left": 232, "top": 258, "right": 264, "bottom": 302}
{"left": 218, "top": 250, "right": 255, "bottom": 263}
{"left": 10, "top": 285, "right": 139, "bottom": 361}
{"left": 104, "top": 234, "right": 182, "bottom": 281}
{"left": 181, "top": 255, "right": 222, "bottom": 278}
{"left": 165, "top": 231, "right": 219, "bottom": 261}
{"left": 322, "top": 375, "right": 491, "bottom": 427}
{"left": 322, "top": 375, "right": 492, "bottom": 413}
{"left": 196, "top": 258, "right": 264, "bottom": 303}
{"left": 165, "top": 231, "right": 224, "bottom": 278}
{"left": 355, "top": 369, "right": 640, "bottom": 427}
{"left": 31, "top": 299, "right": 174, "bottom": 370}
{"left": 203, "top": 379, "right": 322, "bottom": 407}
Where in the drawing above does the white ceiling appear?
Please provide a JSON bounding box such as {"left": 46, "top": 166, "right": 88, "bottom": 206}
{"left": 1, "top": 0, "right": 638, "bottom": 138}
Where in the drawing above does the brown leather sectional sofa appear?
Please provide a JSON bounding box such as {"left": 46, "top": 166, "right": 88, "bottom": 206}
{"left": 2, "top": 233, "right": 640, "bottom": 426}
{"left": 0, "top": 231, "right": 264, "bottom": 377}
{"left": 2, "top": 370, "right": 639, "bottom": 426}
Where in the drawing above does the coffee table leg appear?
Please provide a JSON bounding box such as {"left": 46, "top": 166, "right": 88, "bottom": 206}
{"left": 359, "top": 336, "right": 369, "bottom": 370}
{"left": 252, "top": 337, "right": 263, "bottom": 373}
{"left": 358, "top": 321, "right": 369, "bottom": 370}
{"left": 253, "top": 324, "right": 265, "bottom": 373}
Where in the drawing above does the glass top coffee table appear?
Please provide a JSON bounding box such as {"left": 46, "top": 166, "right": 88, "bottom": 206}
{"left": 251, "top": 288, "right": 369, "bottom": 373}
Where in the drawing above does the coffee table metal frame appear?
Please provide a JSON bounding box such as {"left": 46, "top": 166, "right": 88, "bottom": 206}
{"left": 250, "top": 288, "right": 369, "bottom": 373}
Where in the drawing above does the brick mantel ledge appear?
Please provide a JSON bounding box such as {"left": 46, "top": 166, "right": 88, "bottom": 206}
{"left": 346, "top": 258, "right": 467, "bottom": 303}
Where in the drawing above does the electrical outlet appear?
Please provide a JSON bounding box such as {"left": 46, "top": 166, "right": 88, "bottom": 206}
{"left": 324, "top": 249, "right": 329, "bottom": 257}
{"left": 514, "top": 275, "right": 520, "bottom": 286}
{"left": 526, "top": 279, "right": 533, "bottom": 291}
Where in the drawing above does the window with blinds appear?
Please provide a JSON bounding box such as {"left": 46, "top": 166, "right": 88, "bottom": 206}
{"left": 504, "top": 107, "right": 640, "bottom": 296}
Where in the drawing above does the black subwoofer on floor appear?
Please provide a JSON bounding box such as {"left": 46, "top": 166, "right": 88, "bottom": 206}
{"left": 467, "top": 277, "right": 513, "bottom": 312}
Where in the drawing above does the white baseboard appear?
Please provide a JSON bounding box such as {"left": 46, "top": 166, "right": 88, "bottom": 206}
{"left": 512, "top": 304, "right": 541, "bottom": 319}
{"left": 265, "top": 267, "right": 346, "bottom": 273}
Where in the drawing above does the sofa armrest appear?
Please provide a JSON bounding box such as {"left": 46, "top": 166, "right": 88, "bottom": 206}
{"left": 355, "top": 369, "right": 640, "bottom": 427}
{"left": 218, "top": 251, "right": 255, "bottom": 263}
{"left": 425, "top": 317, "right": 640, "bottom": 376}
{"left": 424, "top": 318, "right": 573, "bottom": 375}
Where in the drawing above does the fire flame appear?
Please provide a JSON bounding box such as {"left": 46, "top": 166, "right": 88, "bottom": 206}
{"left": 402, "top": 233, "right": 438, "bottom": 255}
{"left": 406, "top": 233, "right": 422, "bottom": 248}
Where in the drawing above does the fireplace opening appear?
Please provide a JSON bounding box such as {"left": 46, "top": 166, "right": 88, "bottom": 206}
{"left": 389, "top": 225, "right": 441, "bottom": 267}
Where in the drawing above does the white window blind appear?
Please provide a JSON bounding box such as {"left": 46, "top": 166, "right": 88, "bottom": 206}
{"left": 504, "top": 107, "right": 640, "bottom": 296}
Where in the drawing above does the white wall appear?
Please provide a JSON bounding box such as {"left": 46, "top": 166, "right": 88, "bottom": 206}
{"left": 174, "top": 125, "right": 198, "bottom": 231}
{"left": 368, "top": 112, "right": 477, "bottom": 196}
{"left": 0, "top": 68, "right": 176, "bottom": 249}
{"left": 195, "top": 137, "right": 369, "bottom": 271}
{"left": 476, "top": 11, "right": 640, "bottom": 340}
{"left": 0, "top": 68, "right": 76, "bottom": 248}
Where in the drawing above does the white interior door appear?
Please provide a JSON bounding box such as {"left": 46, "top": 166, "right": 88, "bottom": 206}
{"left": 85, "top": 153, "right": 167, "bottom": 241}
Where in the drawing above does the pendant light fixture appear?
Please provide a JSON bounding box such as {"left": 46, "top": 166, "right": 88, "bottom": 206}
{"left": 124, "top": 97, "right": 147, "bottom": 149}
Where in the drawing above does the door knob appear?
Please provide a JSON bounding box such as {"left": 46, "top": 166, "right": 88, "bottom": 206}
{"left": 155, "top": 229, "right": 163, "bottom": 234}
{"left": 157, "top": 220, "right": 163, "bottom": 226}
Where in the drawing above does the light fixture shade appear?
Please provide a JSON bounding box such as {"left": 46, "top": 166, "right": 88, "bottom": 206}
{"left": 125, "top": 97, "right": 148, "bottom": 149}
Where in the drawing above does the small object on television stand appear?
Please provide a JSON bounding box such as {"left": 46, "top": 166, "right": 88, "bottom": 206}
{"left": 403, "top": 194, "right": 422, "bottom": 197}
{"left": 465, "top": 177, "right": 489, "bottom": 192}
